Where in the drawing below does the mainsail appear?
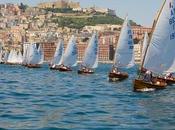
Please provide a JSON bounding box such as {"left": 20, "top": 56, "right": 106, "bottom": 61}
{"left": 114, "top": 16, "right": 135, "bottom": 68}
{"left": 27, "top": 43, "right": 41, "bottom": 65}
{"left": 143, "top": 0, "right": 175, "bottom": 74}
{"left": 51, "top": 39, "right": 64, "bottom": 65}
{"left": 7, "top": 49, "right": 18, "bottom": 64}
{"left": 61, "top": 35, "right": 77, "bottom": 67}
{"left": 141, "top": 32, "right": 149, "bottom": 63}
{"left": 82, "top": 32, "right": 98, "bottom": 69}
{"left": 37, "top": 44, "right": 44, "bottom": 64}
{"left": 17, "top": 51, "right": 23, "bottom": 64}
{"left": 22, "top": 43, "right": 30, "bottom": 64}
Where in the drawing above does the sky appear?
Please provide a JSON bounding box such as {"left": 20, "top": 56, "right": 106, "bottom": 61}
{"left": 0, "top": 0, "right": 163, "bottom": 27}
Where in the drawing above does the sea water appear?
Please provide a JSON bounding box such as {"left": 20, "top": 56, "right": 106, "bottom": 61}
{"left": 0, "top": 64, "right": 175, "bottom": 130}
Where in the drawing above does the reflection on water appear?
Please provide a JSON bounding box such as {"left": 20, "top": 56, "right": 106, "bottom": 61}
{"left": 0, "top": 64, "right": 175, "bottom": 130}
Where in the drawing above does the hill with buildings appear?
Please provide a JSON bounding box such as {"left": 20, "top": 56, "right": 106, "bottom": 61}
{"left": 37, "top": 0, "right": 138, "bottom": 29}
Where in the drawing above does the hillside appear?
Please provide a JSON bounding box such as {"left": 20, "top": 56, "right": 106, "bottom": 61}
{"left": 44, "top": 8, "right": 138, "bottom": 29}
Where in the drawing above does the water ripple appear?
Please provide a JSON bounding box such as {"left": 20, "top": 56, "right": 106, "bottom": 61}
{"left": 0, "top": 64, "right": 175, "bottom": 130}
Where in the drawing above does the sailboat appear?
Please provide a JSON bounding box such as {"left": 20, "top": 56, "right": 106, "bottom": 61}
{"left": 58, "top": 35, "right": 77, "bottom": 71}
{"left": 26, "top": 43, "right": 43, "bottom": 68}
{"left": 6, "top": 49, "right": 19, "bottom": 65}
{"left": 78, "top": 32, "right": 98, "bottom": 74}
{"left": 50, "top": 39, "right": 64, "bottom": 70}
{"left": 108, "top": 16, "right": 135, "bottom": 81}
{"left": 133, "top": 0, "right": 175, "bottom": 91}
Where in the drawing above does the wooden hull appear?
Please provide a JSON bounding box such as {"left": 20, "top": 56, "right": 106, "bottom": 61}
{"left": 49, "top": 66, "right": 60, "bottom": 70}
{"left": 133, "top": 79, "right": 167, "bottom": 92}
{"left": 26, "top": 64, "right": 41, "bottom": 68}
{"left": 58, "top": 66, "right": 72, "bottom": 72}
{"left": 78, "top": 70, "right": 94, "bottom": 74}
{"left": 5, "top": 62, "right": 20, "bottom": 65}
{"left": 157, "top": 77, "right": 175, "bottom": 85}
{"left": 108, "top": 72, "right": 128, "bottom": 82}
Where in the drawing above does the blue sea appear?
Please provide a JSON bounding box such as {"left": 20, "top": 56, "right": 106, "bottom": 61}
{"left": 0, "top": 64, "right": 175, "bottom": 130}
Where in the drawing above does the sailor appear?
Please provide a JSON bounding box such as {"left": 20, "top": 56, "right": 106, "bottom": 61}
{"left": 143, "top": 70, "right": 152, "bottom": 83}
{"left": 165, "top": 73, "right": 173, "bottom": 79}
{"left": 112, "top": 66, "right": 118, "bottom": 73}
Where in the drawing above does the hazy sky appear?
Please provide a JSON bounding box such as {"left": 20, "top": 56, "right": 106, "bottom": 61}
{"left": 0, "top": 0, "right": 163, "bottom": 27}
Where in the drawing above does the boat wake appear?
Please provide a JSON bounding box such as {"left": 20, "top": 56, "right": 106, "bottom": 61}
{"left": 137, "top": 88, "right": 155, "bottom": 92}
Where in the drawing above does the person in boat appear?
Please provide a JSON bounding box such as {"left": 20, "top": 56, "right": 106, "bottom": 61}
{"left": 111, "top": 66, "right": 121, "bottom": 74}
{"left": 165, "top": 73, "right": 173, "bottom": 79}
{"left": 143, "top": 70, "right": 153, "bottom": 83}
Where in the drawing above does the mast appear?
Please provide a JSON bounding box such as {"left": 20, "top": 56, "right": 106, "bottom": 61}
{"left": 141, "top": 0, "right": 166, "bottom": 69}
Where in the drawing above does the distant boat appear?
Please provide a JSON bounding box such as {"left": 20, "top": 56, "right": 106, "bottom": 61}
{"left": 78, "top": 32, "right": 98, "bottom": 74}
{"left": 108, "top": 16, "right": 135, "bottom": 81}
{"left": 25, "top": 43, "right": 44, "bottom": 68}
{"left": 133, "top": 0, "right": 175, "bottom": 91}
{"left": 6, "top": 49, "right": 19, "bottom": 65}
{"left": 58, "top": 35, "right": 77, "bottom": 71}
{"left": 50, "top": 39, "right": 64, "bottom": 70}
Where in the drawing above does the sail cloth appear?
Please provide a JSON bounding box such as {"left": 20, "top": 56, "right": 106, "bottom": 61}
{"left": 7, "top": 49, "right": 18, "bottom": 64}
{"left": 82, "top": 32, "right": 98, "bottom": 69}
{"left": 27, "top": 43, "right": 41, "bottom": 65}
{"left": 22, "top": 43, "right": 30, "bottom": 64}
{"left": 51, "top": 39, "right": 64, "bottom": 65}
{"left": 143, "top": 0, "right": 175, "bottom": 74}
{"left": 17, "top": 51, "right": 23, "bottom": 64}
{"left": 61, "top": 35, "right": 77, "bottom": 67}
{"left": 37, "top": 44, "right": 44, "bottom": 64}
{"left": 141, "top": 32, "right": 149, "bottom": 63}
{"left": 114, "top": 16, "right": 135, "bottom": 68}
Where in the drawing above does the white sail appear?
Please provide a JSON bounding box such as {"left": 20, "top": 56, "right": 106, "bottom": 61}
{"left": 61, "top": 35, "right": 77, "bottom": 67}
{"left": 51, "top": 39, "right": 64, "bottom": 65}
{"left": 82, "top": 32, "right": 98, "bottom": 69}
{"left": 22, "top": 43, "right": 30, "bottom": 64}
{"left": 7, "top": 49, "right": 13, "bottom": 63}
{"left": 27, "top": 43, "right": 41, "bottom": 65}
{"left": 3, "top": 51, "right": 9, "bottom": 63}
{"left": 7, "top": 49, "right": 18, "bottom": 64}
{"left": 143, "top": 0, "right": 175, "bottom": 74}
{"left": 114, "top": 16, "right": 135, "bottom": 68}
{"left": 17, "top": 51, "right": 23, "bottom": 64}
{"left": 141, "top": 32, "right": 149, "bottom": 63}
{"left": 37, "top": 44, "right": 44, "bottom": 64}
